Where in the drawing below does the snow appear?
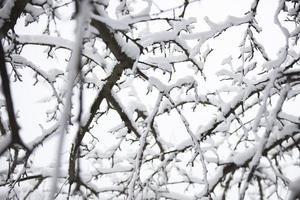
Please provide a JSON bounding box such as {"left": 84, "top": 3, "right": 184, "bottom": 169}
{"left": 31, "top": 0, "right": 47, "bottom": 4}
{"left": 95, "top": 186, "right": 124, "bottom": 193}
{"left": 91, "top": 165, "right": 133, "bottom": 175}
{"left": 16, "top": 35, "right": 106, "bottom": 66}
{"left": 148, "top": 76, "right": 167, "bottom": 93}
{"left": 0, "top": 186, "right": 10, "bottom": 199}
{"left": 221, "top": 56, "right": 233, "bottom": 66}
{"left": 240, "top": 85, "right": 289, "bottom": 198}
{"left": 145, "top": 54, "right": 190, "bottom": 66}
{"left": 146, "top": 57, "right": 173, "bottom": 73}
{"left": 196, "top": 167, "right": 225, "bottom": 197}
{"left": 0, "top": 134, "right": 11, "bottom": 154}
{"left": 274, "top": 0, "right": 290, "bottom": 49}
{"left": 91, "top": 14, "right": 130, "bottom": 30}
{"left": 11, "top": 54, "right": 62, "bottom": 83}
{"left": 83, "top": 74, "right": 105, "bottom": 88}
{"left": 140, "top": 18, "right": 196, "bottom": 47}
{"left": 232, "top": 147, "right": 256, "bottom": 166}
{"left": 0, "top": 0, "right": 14, "bottom": 19}
{"left": 148, "top": 75, "right": 197, "bottom": 95}
{"left": 48, "top": 1, "right": 91, "bottom": 199}
{"left": 2, "top": 0, "right": 300, "bottom": 199}
{"left": 111, "top": 90, "right": 142, "bottom": 129}
{"left": 262, "top": 48, "right": 287, "bottom": 70}
{"left": 134, "top": 0, "right": 152, "bottom": 16}
{"left": 26, "top": 123, "right": 58, "bottom": 149}
{"left": 290, "top": 26, "right": 300, "bottom": 37}
{"left": 288, "top": 177, "right": 300, "bottom": 200}
{"left": 160, "top": 191, "right": 194, "bottom": 200}
{"left": 183, "top": 13, "right": 254, "bottom": 57}
{"left": 278, "top": 112, "right": 300, "bottom": 124}
{"left": 25, "top": 4, "right": 44, "bottom": 19}
{"left": 127, "top": 93, "right": 163, "bottom": 200}
{"left": 214, "top": 120, "right": 230, "bottom": 132}
{"left": 115, "top": 34, "right": 140, "bottom": 59}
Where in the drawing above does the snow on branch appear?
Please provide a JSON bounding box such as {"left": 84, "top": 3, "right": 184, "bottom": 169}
{"left": 1, "top": 0, "right": 300, "bottom": 199}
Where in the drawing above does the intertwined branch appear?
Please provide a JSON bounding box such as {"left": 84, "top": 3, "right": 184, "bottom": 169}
{"left": 0, "top": 0, "right": 300, "bottom": 199}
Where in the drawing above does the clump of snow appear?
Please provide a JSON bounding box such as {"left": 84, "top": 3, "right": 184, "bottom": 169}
{"left": 221, "top": 56, "right": 233, "bottom": 66}
{"left": 0, "top": 186, "right": 10, "bottom": 199}
{"left": 231, "top": 147, "right": 255, "bottom": 166}
{"left": 140, "top": 18, "right": 196, "bottom": 47}
{"left": 262, "top": 47, "right": 286, "bottom": 70}
{"left": 0, "top": 134, "right": 11, "bottom": 155}
{"left": 148, "top": 76, "right": 167, "bottom": 92}
{"left": 115, "top": 34, "right": 140, "bottom": 59}
{"left": 0, "top": 1, "right": 14, "bottom": 19}
{"left": 91, "top": 14, "right": 130, "bottom": 30}
{"left": 288, "top": 177, "right": 300, "bottom": 200}
{"left": 31, "top": 0, "right": 47, "bottom": 4}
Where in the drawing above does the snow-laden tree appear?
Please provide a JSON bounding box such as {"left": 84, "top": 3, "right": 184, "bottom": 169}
{"left": 0, "top": 0, "right": 300, "bottom": 199}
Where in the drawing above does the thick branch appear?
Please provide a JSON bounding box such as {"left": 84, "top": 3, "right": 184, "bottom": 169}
{"left": 0, "top": 42, "right": 27, "bottom": 156}
{"left": 69, "top": 17, "right": 137, "bottom": 184}
{"left": 0, "top": 0, "right": 30, "bottom": 37}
